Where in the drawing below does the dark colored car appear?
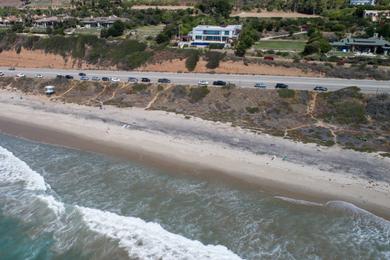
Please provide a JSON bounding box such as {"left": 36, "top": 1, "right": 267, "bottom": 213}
{"left": 264, "top": 56, "right": 274, "bottom": 61}
{"left": 128, "top": 77, "right": 138, "bottom": 83}
{"left": 213, "top": 80, "right": 227, "bottom": 86}
{"left": 65, "top": 75, "right": 74, "bottom": 79}
{"left": 313, "top": 86, "right": 328, "bottom": 92}
{"left": 275, "top": 83, "right": 288, "bottom": 89}
{"left": 158, "top": 78, "right": 171, "bottom": 83}
{"left": 102, "top": 77, "right": 110, "bottom": 81}
{"left": 141, "top": 77, "right": 151, "bottom": 83}
{"left": 56, "top": 74, "right": 64, "bottom": 79}
{"left": 79, "top": 72, "right": 86, "bottom": 77}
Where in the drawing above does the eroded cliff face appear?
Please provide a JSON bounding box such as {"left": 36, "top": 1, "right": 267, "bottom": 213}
{"left": 1, "top": 77, "right": 389, "bottom": 154}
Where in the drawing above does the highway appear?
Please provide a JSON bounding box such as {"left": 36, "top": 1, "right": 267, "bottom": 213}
{"left": 1, "top": 67, "right": 389, "bottom": 93}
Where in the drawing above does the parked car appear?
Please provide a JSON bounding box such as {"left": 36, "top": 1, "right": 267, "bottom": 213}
{"left": 35, "top": 74, "right": 43, "bottom": 78}
{"left": 275, "top": 83, "right": 288, "bottom": 89}
{"left": 44, "top": 85, "right": 55, "bottom": 96}
{"left": 254, "top": 82, "right": 267, "bottom": 88}
{"left": 264, "top": 56, "right": 274, "bottom": 61}
{"left": 128, "top": 77, "right": 138, "bottom": 83}
{"left": 313, "top": 86, "right": 328, "bottom": 92}
{"left": 141, "top": 77, "right": 151, "bottom": 83}
{"left": 9, "top": 67, "right": 15, "bottom": 71}
{"left": 80, "top": 76, "right": 89, "bottom": 81}
{"left": 16, "top": 73, "right": 25, "bottom": 78}
{"left": 102, "top": 77, "right": 110, "bottom": 81}
{"left": 213, "top": 80, "right": 227, "bottom": 86}
{"left": 92, "top": 76, "right": 100, "bottom": 81}
{"left": 0, "top": 72, "right": 4, "bottom": 77}
{"left": 158, "top": 78, "right": 171, "bottom": 83}
{"left": 79, "top": 72, "right": 86, "bottom": 77}
{"left": 65, "top": 75, "right": 74, "bottom": 79}
{"left": 56, "top": 74, "right": 64, "bottom": 79}
{"left": 198, "top": 80, "right": 209, "bottom": 86}
{"left": 111, "top": 77, "right": 120, "bottom": 82}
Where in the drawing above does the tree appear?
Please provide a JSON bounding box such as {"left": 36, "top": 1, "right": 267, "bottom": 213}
{"left": 303, "top": 30, "right": 331, "bottom": 55}
{"left": 101, "top": 20, "right": 125, "bottom": 38}
{"left": 197, "top": 0, "right": 233, "bottom": 18}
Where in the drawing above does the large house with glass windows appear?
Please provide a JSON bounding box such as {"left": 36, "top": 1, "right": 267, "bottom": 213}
{"left": 188, "top": 25, "right": 242, "bottom": 48}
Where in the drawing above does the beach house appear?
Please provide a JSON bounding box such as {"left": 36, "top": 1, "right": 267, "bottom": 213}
{"left": 350, "top": 0, "right": 375, "bottom": 5}
{"left": 187, "top": 25, "right": 242, "bottom": 48}
{"left": 80, "top": 16, "right": 128, "bottom": 28}
{"left": 331, "top": 34, "right": 390, "bottom": 55}
{"left": 364, "top": 10, "right": 390, "bottom": 22}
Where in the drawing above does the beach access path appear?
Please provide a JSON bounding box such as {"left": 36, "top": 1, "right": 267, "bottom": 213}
{"left": 0, "top": 89, "right": 389, "bottom": 219}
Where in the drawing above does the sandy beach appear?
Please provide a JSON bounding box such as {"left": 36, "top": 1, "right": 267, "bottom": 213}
{"left": 0, "top": 89, "right": 389, "bottom": 219}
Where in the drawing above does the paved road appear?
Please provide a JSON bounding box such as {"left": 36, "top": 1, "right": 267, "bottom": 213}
{"left": 1, "top": 67, "right": 389, "bottom": 93}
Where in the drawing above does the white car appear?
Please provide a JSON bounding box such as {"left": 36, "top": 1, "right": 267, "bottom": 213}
{"left": 198, "top": 80, "right": 209, "bottom": 86}
{"left": 16, "top": 73, "right": 25, "bottom": 78}
{"left": 111, "top": 77, "right": 121, "bottom": 82}
{"left": 35, "top": 74, "right": 43, "bottom": 78}
{"left": 0, "top": 72, "right": 4, "bottom": 77}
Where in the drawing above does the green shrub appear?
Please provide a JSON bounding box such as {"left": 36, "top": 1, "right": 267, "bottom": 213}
{"left": 205, "top": 51, "right": 225, "bottom": 69}
{"left": 125, "top": 51, "right": 152, "bottom": 69}
{"left": 132, "top": 84, "right": 147, "bottom": 93}
{"left": 333, "top": 100, "right": 367, "bottom": 125}
{"left": 188, "top": 86, "right": 210, "bottom": 103}
{"left": 185, "top": 50, "right": 200, "bottom": 71}
{"left": 277, "top": 89, "right": 295, "bottom": 98}
{"left": 246, "top": 107, "right": 260, "bottom": 113}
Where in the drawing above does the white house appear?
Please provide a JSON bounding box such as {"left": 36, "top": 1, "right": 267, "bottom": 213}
{"left": 364, "top": 10, "right": 390, "bottom": 22}
{"left": 350, "top": 0, "right": 375, "bottom": 5}
{"left": 188, "top": 25, "right": 242, "bottom": 48}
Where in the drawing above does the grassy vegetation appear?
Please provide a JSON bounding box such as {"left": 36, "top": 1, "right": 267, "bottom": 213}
{"left": 188, "top": 86, "right": 210, "bottom": 103}
{"left": 254, "top": 40, "right": 306, "bottom": 51}
{"left": 277, "top": 89, "right": 295, "bottom": 98}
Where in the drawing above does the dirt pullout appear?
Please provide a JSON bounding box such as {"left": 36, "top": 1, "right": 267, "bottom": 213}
{"left": 131, "top": 5, "right": 194, "bottom": 10}
{"left": 232, "top": 10, "right": 320, "bottom": 18}
{"left": 0, "top": 49, "right": 114, "bottom": 70}
{"left": 139, "top": 58, "right": 320, "bottom": 77}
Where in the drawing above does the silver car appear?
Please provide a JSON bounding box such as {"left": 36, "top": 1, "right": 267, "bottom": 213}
{"left": 254, "top": 82, "right": 267, "bottom": 88}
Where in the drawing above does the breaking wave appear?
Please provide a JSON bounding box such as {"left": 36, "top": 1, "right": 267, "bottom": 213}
{"left": 0, "top": 146, "right": 241, "bottom": 259}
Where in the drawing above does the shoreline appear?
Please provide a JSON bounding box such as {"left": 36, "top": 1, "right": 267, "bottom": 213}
{"left": 0, "top": 92, "right": 389, "bottom": 219}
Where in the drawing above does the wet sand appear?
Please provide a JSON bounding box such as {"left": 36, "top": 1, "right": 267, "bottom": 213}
{"left": 0, "top": 90, "right": 389, "bottom": 219}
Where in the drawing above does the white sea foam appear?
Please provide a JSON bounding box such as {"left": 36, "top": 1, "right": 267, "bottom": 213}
{"left": 36, "top": 195, "right": 66, "bottom": 216}
{"left": 0, "top": 145, "right": 242, "bottom": 259}
{"left": 0, "top": 146, "right": 47, "bottom": 191}
{"left": 274, "top": 196, "right": 324, "bottom": 207}
{"left": 77, "top": 206, "right": 242, "bottom": 260}
{"left": 325, "top": 201, "right": 390, "bottom": 227}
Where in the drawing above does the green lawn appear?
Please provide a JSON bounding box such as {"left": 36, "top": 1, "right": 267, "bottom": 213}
{"left": 254, "top": 40, "right": 306, "bottom": 51}
{"left": 74, "top": 27, "right": 101, "bottom": 36}
{"left": 130, "top": 24, "right": 166, "bottom": 41}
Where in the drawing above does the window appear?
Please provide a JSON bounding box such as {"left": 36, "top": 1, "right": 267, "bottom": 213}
{"left": 224, "top": 31, "right": 229, "bottom": 35}
{"left": 195, "top": 35, "right": 202, "bottom": 40}
{"left": 203, "top": 30, "right": 221, "bottom": 35}
{"left": 205, "top": 36, "right": 221, "bottom": 41}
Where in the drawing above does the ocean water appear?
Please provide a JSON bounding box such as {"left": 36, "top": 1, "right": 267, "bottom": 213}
{"left": 0, "top": 133, "right": 389, "bottom": 260}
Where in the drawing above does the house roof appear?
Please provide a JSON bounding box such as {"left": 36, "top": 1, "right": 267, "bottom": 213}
{"left": 193, "top": 25, "right": 242, "bottom": 31}
{"left": 331, "top": 36, "right": 390, "bottom": 47}
{"left": 80, "top": 16, "right": 128, "bottom": 24}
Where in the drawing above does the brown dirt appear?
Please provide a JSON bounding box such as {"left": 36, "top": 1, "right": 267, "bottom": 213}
{"left": 139, "top": 58, "right": 320, "bottom": 77}
{"left": 232, "top": 10, "right": 320, "bottom": 18}
{"left": 0, "top": 0, "right": 22, "bottom": 7}
{"left": 0, "top": 49, "right": 115, "bottom": 70}
{"left": 131, "top": 5, "right": 193, "bottom": 10}
{"left": 0, "top": 49, "right": 318, "bottom": 77}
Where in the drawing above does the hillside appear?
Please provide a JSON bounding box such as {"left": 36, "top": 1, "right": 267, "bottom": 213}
{"left": 0, "top": 77, "right": 389, "bottom": 155}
